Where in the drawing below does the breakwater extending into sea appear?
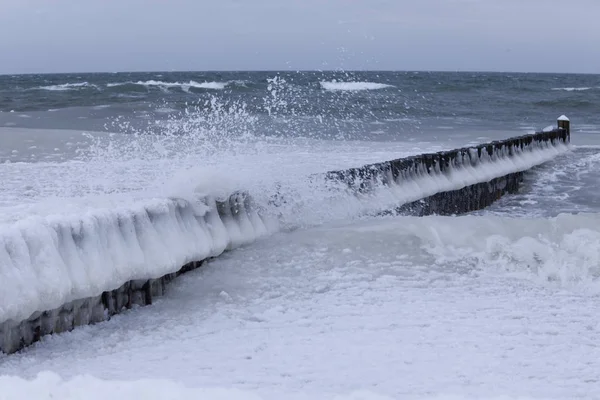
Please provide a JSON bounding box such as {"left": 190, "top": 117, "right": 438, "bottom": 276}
{"left": 0, "top": 118, "right": 570, "bottom": 354}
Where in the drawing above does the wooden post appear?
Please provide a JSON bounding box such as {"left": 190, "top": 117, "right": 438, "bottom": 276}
{"left": 558, "top": 115, "right": 570, "bottom": 142}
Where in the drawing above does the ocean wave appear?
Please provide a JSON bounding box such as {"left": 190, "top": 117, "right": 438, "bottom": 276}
{"left": 320, "top": 81, "right": 394, "bottom": 91}
{"left": 106, "top": 80, "right": 228, "bottom": 92}
{"left": 551, "top": 87, "right": 599, "bottom": 92}
{"left": 37, "top": 82, "right": 97, "bottom": 91}
{"left": 389, "top": 212, "right": 600, "bottom": 288}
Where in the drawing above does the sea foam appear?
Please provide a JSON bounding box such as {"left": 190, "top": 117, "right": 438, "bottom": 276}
{"left": 106, "top": 80, "right": 228, "bottom": 92}
{"left": 551, "top": 87, "right": 599, "bottom": 92}
{"left": 37, "top": 82, "right": 97, "bottom": 91}
{"left": 320, "top": 81, "right": 394, "bottom": 91}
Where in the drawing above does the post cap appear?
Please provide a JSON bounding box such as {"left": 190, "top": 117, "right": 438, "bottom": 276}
{"left": 558, "top": 115, "right": 570, "bottom": 122}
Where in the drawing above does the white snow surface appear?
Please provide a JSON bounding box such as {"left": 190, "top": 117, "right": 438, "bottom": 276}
{"left": 542, "top": 125, "right": 555, "bottom": 132}
{"left": 0, "top": 375, "right": 559, "bottom": 400}
{"left": 320, "top": 81, "right": 394, "bottom": 91}
{"left": 1, "top": 213, "right": 599, "bottom": 399}
{"left": 0, "top": 373, "right": 566, "bottom": 400}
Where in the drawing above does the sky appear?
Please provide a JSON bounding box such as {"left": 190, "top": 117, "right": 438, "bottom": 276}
{"left": 0, "top": 0, "right": 599, "bottom": 74}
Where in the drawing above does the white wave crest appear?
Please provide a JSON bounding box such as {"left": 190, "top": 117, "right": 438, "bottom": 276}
{"left": 320, "top": 81, "right": 394, "bottom": 91}
{"left": 38, "top": 82, "right": 96, "bottom": 91}
{"left": 375, "top": 212, "right": 600, "bottom": 288}
{"left": 551, "top": 87, "right": 597, "bottom": 92}
{"left": 106, "top": 80, "right": 228, "bottom": 91}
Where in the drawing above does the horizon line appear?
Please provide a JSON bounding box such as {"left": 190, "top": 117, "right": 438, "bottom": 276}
{"left": 1, "top": 68, "right": 599, "bottom": 76}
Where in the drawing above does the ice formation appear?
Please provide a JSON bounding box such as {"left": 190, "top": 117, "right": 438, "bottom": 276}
{"left": 0, "top": 194, "right": 277, "bottom": 327}
{"left": 327, "top": 132, "right": 570, "bottom": 209}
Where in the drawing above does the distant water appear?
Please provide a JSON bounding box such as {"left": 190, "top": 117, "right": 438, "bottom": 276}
{"left": 1, "top": 71, "right": 600, "bottom": 137}
{"left": 1, "top": 71, "right": 600, "bottom": 219}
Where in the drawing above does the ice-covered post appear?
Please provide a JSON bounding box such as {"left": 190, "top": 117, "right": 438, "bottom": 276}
{"left": 558, "top": 115, "right": 570, "bottom": 142}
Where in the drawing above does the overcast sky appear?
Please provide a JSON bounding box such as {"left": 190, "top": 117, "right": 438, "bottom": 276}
{"left": 1, "top": 0, "right": 599, "bottom": 74}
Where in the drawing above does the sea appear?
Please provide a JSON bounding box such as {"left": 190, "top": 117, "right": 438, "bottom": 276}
{"left": 1, "top": 71, "right": 600, "bottom": 399}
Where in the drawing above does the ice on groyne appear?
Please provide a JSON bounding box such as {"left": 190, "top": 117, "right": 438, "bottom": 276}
{"left": 0, "top": 129, "right": 570, "bottom": 340}
{"left": 0, "top": 194, "right": 277, "bottom": 327}
{"left": 327, "top": 133, "right": 570, "bottom": 207}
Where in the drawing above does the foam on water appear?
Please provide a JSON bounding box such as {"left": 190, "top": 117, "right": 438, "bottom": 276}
{"left": 37, "top": 82, "right": 97, "bottom": 91}
{"left": 346, "top": 213, "right": 600, "bottom": 288}
{"left": 320, "top": 81, "right": 394, "bottom": 91}
{"left": 106, "top": 80, "right": 228, "bottom": 91}
{"left": 551, "top": 87, "right": 599, "bottom": 91}
{"left": 478, "top": 145, "right": 600, "bottom": 217}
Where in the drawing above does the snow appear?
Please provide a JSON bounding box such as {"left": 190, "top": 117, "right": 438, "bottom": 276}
{"left": 558, "top": 115, "right": 570, "bottom": 122}
{"left": 0, "top": 373, "right": 263, "bottom": 400}
{"left": 1, "top": 214, "right": 599, "bottom": 399}
{"left": 0, "top": 373, "right": 561, "bottom": 400}
{"left": 320, "top": 81, "right": 394, "bottom": 91}
{"left": 543, "top": 125, "right": 555, "bottom": 132}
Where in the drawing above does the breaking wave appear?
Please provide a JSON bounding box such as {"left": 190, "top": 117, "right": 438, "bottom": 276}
{"left": 387, "top": 212, "right": 600, "bottom": 288}
{"left": 551, "top": 87, "right": 599, "bottom": 92}
{"left": 37, "top": 82, "right": 97, "bottom": 91}
{"left": 338, "top": 212, "right": 600, "bottom": 291}
{"left": 320, "top": 81, "right": 394, "bottom": 91}
{"left": 106, "top": 80, "right": 229, "bottom": 91}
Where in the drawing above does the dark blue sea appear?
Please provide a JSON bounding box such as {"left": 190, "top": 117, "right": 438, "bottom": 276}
{"left": 1, "top": 71, "right": 599, "bottom": 137}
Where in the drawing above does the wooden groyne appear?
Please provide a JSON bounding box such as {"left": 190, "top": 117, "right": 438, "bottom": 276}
{"left": 0, "top": 117, "right": 571, "bottom": 355}
{"left": 326, "top": 116, "right": 570, "bottom": 216}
